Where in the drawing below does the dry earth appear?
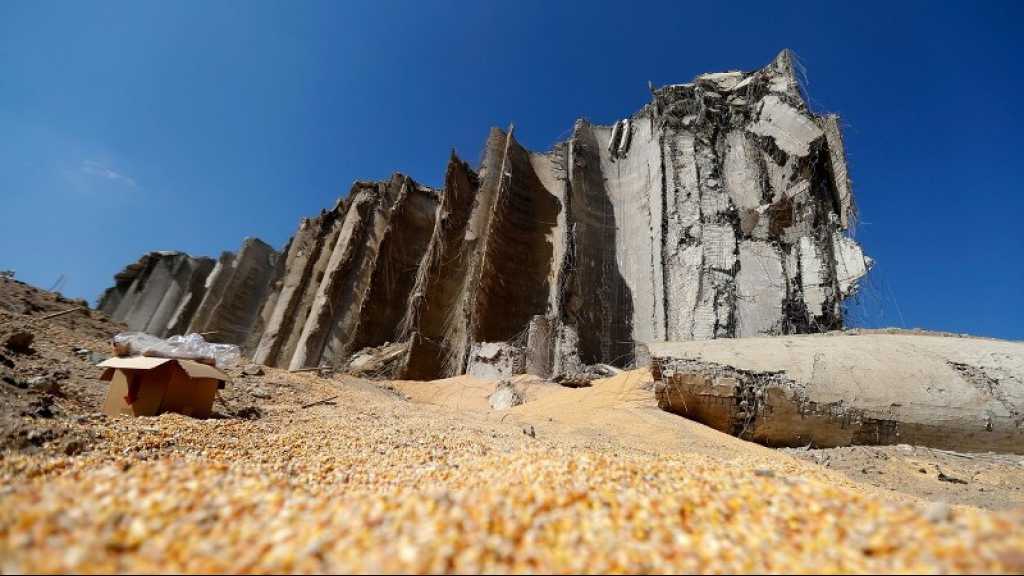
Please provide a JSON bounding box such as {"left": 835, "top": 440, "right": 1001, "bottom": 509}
{"left": 1, "top": 277, "right": 1023, "bottom": 573}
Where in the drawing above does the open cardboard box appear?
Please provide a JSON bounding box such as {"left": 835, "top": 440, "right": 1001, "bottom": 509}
{"left": 98, "top": 357, "right": 229, "bottom": 418}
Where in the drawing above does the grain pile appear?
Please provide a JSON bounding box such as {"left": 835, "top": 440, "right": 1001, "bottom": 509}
{"left": 2, "top": 368, "right": 1024, "bottom": 574}
{"left": 2, "top": 278, "right": 1023, "bottom": 573}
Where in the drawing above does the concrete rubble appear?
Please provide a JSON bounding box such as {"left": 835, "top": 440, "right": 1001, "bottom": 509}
{"left": 649, "top": 333, "right": 1024, "bottom": 453}
{"left": 98, "top": 50, "right": 872, "bottom": 380}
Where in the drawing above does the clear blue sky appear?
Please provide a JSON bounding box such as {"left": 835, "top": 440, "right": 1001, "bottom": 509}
{"left": 1, "top": 1, "right": 1021, "bottom": 339}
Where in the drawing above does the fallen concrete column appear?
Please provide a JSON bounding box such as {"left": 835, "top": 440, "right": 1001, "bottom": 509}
{"left": 650, "top": 334, "right": 1024, "bottom": 453}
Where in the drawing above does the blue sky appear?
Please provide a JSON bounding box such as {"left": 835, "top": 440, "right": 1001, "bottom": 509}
{"left": 1, "top": 1, "right": 1021, "bottom": 339}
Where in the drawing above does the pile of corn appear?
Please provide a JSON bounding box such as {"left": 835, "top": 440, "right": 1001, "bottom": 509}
{"left": 2, "top": 385, "right": 1023, "bottom": 573}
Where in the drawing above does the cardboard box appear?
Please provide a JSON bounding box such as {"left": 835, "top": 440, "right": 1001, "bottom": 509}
{"left": 98, "top": 357, "right": 229, "bottom": 418}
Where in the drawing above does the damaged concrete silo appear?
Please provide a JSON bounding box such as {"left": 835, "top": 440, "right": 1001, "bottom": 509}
{"left": 99, "top": 50, "right": 872, "bottom": 380}
{"left": 251, "top": 202, "right": 347, "bottom": 367}
{"left": 287, "top": 175, "right": 439, "bottom": 370}
{"left": 98, "top": 252, "right": 215, "bottom": 338}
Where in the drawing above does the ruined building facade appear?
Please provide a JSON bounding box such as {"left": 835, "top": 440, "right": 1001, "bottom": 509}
{"left": 98, "top": 51, "right": 872, "bottom": 379}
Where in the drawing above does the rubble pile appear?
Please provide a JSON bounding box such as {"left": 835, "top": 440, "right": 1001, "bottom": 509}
{"left": 98, "top": 51, "right": 871, "bottom": 379}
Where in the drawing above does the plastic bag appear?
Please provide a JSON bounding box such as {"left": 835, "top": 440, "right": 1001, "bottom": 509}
{"left": 112, "top": 332, "right": 241, "bottom": 368}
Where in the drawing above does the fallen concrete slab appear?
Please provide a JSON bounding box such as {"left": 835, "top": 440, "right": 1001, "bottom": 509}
{"left": 649, "top": 333, "right": 1024, "bottom": 453}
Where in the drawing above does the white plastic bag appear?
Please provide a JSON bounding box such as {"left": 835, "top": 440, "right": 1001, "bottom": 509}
{"left": 112, "top": 332, "right": 241, "bottom": 368}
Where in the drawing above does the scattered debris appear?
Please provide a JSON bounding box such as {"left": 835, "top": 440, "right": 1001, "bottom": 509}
{"left": 553, "top": 364, "right": 622, "bottom": 388}
{"left": 233, "top": 405, "right": 263, "bottom": 420}
{"left": 39, "top": 306, "right": 85, "bottom": 321}
{"left": 22, "top": 395, "right": 57, "bottom": 419}
{"left": 74, "top": 348, "right": 109, "bottom": 365}
{"left": 343, "top": 342, "right": 407, "bottom": 379}
{"left": 25, "top": 376, "right": 60, "bottom": 395}
{"left": 242, "top": 364, "right": 264, "bottom": 376}
{"left": 938, "top": 470, "right": 969, "bottom": 485}
{"left": 300, "top": 395, "right": 339, "bottom": 409}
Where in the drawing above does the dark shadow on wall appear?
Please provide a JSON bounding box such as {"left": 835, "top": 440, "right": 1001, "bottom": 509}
{"left": 562, "top": 121, "right": 635, "bottom": 367}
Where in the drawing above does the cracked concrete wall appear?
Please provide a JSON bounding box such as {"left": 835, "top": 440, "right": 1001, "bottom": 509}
{"left": 99, "top": 252, "right": 215, "bottom": 337}
{"left": 100, "top": 49, "right": 870, "bottom": 379}
{"left": 398, "top": 154, "right": 480, "bottom": 379}
{"left": 649, "top": 334, "right": 1024, "bottom": 453}
{"left": 187, "top": 238, "right": 280, "bottom": 347}
{"left": 343, "top": 178, "right": 439, "bottom": 358}
{"left": 252, "top": 202, "right": 347, "bottom": 367}
{"left": 288, "top": 179, "right": 404, "bottom": 370}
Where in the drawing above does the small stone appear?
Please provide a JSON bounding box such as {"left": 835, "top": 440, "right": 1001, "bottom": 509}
{"left": 23, "top": 396, "right": 57, "bottom": 418}
{"left": 937, "top": 470, "right": 968, "bottom": 485}
{"left": 243, "top": 365, "right": 264, "bottom": 376}
{"left": 27, "top": 376, "right": 61, "bottom": 395}
{"left": 234, "top": 406, "right": 262, "bottom": 420}
{"left": 923, "top": 502, "right": 952, "bottom": 523}
{"left": 64, "top": 440, "right": 86, "bottom": 456}
{"left": 4, "top": 330, "right": 34, "bottom": 354}
{"left": 488, "top": 380, "right": 523, "bottom": 410}
{"left": 754, "top": 469, "right": 776, "bottom": 478}
{"left": 251, "top": 387, "right": 270, "bottom": 399}
{"left": 522, "top": 425, "right": 536, "bottom": 438}
{"left": 50, "top": 368, "right": 70, "bottom": 381}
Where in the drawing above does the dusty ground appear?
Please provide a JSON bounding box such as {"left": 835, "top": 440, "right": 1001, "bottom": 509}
{"left": 1, "top": 277, "right": 1023, "bottom": 573}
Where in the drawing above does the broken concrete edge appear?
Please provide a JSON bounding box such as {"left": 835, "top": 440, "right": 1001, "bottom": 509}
{"left": 647, "top": 334, "right": 1024, "bottom": 454}
{"left": 98, "top": 237, "right": 283, "bottom": 344}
